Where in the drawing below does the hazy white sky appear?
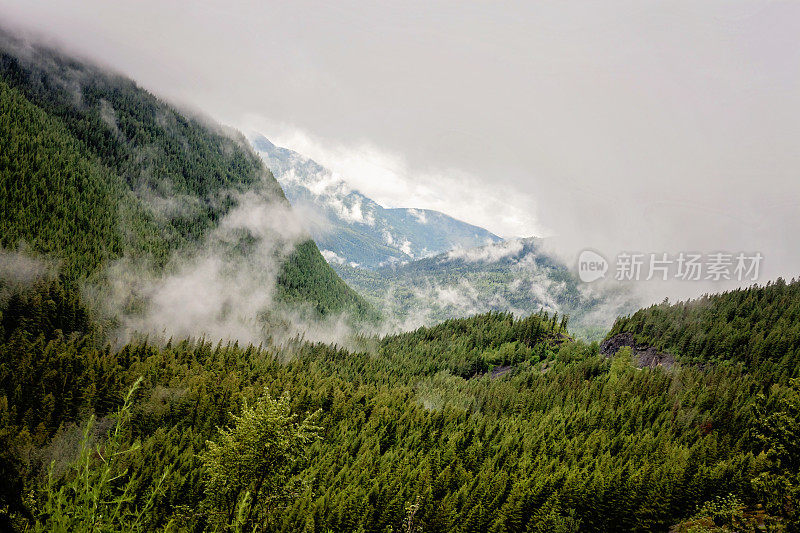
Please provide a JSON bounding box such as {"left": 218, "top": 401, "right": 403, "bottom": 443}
{"left": 3, "top": 1, "right": 800, "bottom": 287}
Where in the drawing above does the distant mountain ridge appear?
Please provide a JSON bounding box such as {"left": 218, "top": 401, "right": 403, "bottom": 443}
{"left": 249, "top": 135, "right": 637, "bottom": 337}
{"left": 251, "top": 135, "right": 502, "bottom": 268}
{"left": 334, "top": 237, "right": 640, "bottom": 339}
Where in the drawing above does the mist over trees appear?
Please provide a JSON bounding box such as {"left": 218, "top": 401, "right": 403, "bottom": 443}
{"left": 1, "top": 276, "right": 799, "bottom": 531}
{"left": 0, "top": 25, "right": 799, "bottom": 533}
{"left": 0, "top": 30, "right": 370, "bottom": 324}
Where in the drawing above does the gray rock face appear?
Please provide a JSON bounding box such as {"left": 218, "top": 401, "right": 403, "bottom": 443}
{"left": 600, "top": 333, "right": 676, "bottom": 369}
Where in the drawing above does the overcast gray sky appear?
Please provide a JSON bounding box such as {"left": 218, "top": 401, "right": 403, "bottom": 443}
{"left": 3, "top": 1, "right": 800, "bottom": 293}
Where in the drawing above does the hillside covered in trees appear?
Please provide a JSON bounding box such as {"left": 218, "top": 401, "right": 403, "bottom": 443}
{"left": 0, "top": 30, "right": 369, "bottom": 320}
{"left": 1, "top": 272, "right": 799, "bottom": 531}
{"left": 1, "top": 25, "right": 799, "bottom": 533}
{"left": 606, "top": 278, "right": 800, "bottom": 380}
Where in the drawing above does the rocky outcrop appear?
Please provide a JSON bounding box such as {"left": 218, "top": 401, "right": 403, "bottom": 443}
{"left": 489, "top": 365, "right": 514, "bottom": 379}
{"left": 600, "top": 333, "right": 676, "bottom": 370}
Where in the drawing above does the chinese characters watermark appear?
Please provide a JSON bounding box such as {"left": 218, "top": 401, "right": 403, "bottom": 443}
{"left": 577, "top": 250, "right": 763, "bottom": 283}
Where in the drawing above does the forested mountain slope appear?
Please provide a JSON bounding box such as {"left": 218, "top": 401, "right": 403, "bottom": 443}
{"left": 0, "top": 31, "right": 369, "bottom": 318}
{"left": 0, "top": 79, "right": 157, "bottom": 278}
{"left": 606, "top": 278, "right": 800, "bottom": 379}
{"left": 1, "top": 27, "right": 799, "bottom": 533}
{"left": 252, "top": 134, "right": 502, "bottom": 268}
{"left": 1, "top": 276, "right": 798, "bottom": 531}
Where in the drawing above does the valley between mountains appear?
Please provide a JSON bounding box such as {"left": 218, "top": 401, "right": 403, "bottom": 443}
{"left": 0, "top": 28, "right": 798, "bottom": 533}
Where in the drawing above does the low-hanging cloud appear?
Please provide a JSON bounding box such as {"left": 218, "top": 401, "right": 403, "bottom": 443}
{"left": 256, "top": 144, "right": 378, "bottom": 228}
{"left": 353, "top": 240, "right": 641, "bottom": 339}
{"left": 2, "top": 1, "right": 798, "bottom": 310}
{"left": 446, "top": 239, "right": 525, "bottom": 263}
{"left": 0, "top": 248, "right": 53, "bottom": 304}
{"left": 97, "top": 188, "right": 364, "bottom": 348}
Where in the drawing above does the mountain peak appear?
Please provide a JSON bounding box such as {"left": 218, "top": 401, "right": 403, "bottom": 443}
{"left": 250, "top": 133, "right": 276, "bottom": 152}
{"left": 251, "top": 135, "right": 503, "bottom": 268}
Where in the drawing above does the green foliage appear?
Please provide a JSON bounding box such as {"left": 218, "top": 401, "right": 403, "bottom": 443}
{"left": 608, "top": 281, "right": 800, "bottom": 529}
{"left": 527, "top": 499, "right": 581, "bottom": 533}
{"left": 673, "top": 492, "right": 785, "bottom": 532}
{"left": 0, "top": 34, "right": 369, "bottom": 316}
{"left": 694, "top": 494, "right": 747, "bottom": 530}
{"left": 31, "top": 377, "right": 168, "bottom": 533}
{"left": 0, "top": 272, "right": 91, "bottom": 343}
{"left": 2, "top": 278, "right": 797, "bottom": 531}
{"left": 2, "top": 28, "right": 800, "bottom": 533}
{"left": 607, "top": 278, "right": 800, "bottom": 378}
{"left": 200, "top": 389, "right": 320, "bottom": 530}
{"left": 277, "top": 240, "right": 374, "bottom": 318}
{"left": 0, "top": 80, "right": 162, "bottom": 280}
{"left": 751, "top": 379, "right": 800, "bottom": 527}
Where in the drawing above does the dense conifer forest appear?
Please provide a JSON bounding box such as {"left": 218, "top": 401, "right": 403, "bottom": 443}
{"left": 0, "top": 275, "right": 799, "bottom": 531}
{"left": 608, "top": 279, "right": 800, "bottom": 380}
{"left": 0, "top": 32, "right": 369, "bottom": 318}
{"left": 0, "top": 28, "right": 798, "bottom": 533}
